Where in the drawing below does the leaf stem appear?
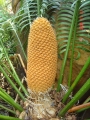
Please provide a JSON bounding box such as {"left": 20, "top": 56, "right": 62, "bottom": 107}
{"left": 0, "top": 39, "right": 28, "bottom": 96}
{"left": 0, "top": 65, "right": 25, "bottom": 100}
{"left": 37, "top": 0, "right": 41, "bottom": 17}
{"left": 68, "top": 1, "right": 80, "bottom": 87}
{"left": 0, "top": 115, "right": 21, "bottom": 120}
{"left": 0, "top": 90, "right": 23, "bottom": 112}
{"left": 57, "top": 0, "right": 80, "bottom": 91}
{"left": 77, "top": 96, "right": 90, "bottom": 113}
{"left": 68, "top": 102, "right": 90, "bottom": 113}
{"left": 9, "top": 20, "right": 27, "bottom": 61}
{"left": 0, "top": 105, "right": 16, "bottom": 115}
{"left": 58, "top": 78, "right": 90, "bottom": 117}
{"left": 62, "top": 57, "right": 90, "bottom": 103}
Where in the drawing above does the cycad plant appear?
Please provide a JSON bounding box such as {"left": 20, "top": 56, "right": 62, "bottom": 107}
{"left": 0, "top": 0, "right": 90, "bottom": 119}
{"left": 56, "top": 0, "right": 90, "bottom": 90}
{"left": 56, "top": 0, "right": 90, "bottom": 117}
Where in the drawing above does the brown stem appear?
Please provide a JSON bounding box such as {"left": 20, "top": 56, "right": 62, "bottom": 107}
{"left": 15, "top": 77, "right": 25, "bottom": 102}
{"left": 68, "top": 102, "right": 90, "bottom": 113}
{"left": 17, "top": 54, "right": 27, "bottom": 73}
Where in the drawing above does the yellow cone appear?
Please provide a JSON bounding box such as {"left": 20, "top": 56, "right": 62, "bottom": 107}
{"left": 27, "top": 17, "right": 57, "bottom": 92}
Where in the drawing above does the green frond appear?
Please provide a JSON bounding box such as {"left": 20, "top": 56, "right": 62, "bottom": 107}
{"left": 57, "top": 35, "right": 68, "bottom": 39}
{"left": 58, "top": 17, "right": 72, "bottom": 22}
{"left": 78, "top": 22, "right": 90, "bottom": 27}
{"left": 79, "top": 17, "right": 90, "bottom": 22}
{"left": 14, "top": 0, "right": 37, "bottom": 31}
{"left": 59, "top": 44, "right": 67, "bottom": 50}
{"left": 56, "top": 0, "right": 90, "bottom": 59}
{"left": 75, "top": 38, "right": 90, "bottom": 46}
{"left": 76, "top": 46, "right": 90, "bottom": 52}
{"left": 58, "top": 9, "right": 74, "bottom": 15}
{"left": 13, "top": 0, "right": 61, "bottom": 31}
{"left": 73, "top": 50, "right": 81, "bottom": 60}
{"left": 57, "top": 22, "right": 71, "bottom": 26}
{"left": 0, "top": 88, "right": 23, "bottom": 112}
{"left": 0, "top": 9, "right": 10, "bottom": 24}
{"left": 77, "top": 33, "right": 90, "bottom": 38}
{"left": 80, "top": 0, "right": 90, "bottom": 8}
{"left": 0, "top": 115, "right": 21, "bottom": 120}
{"left": 80, "top": 12, "right": 90, "bottom": 17}
{"left": 59, "top": 49, "right": 66, "bottom": 54}
{"left": 56, "top": 27, "right": 70, "bottom": 31}
{"left": 58, "top": 40, "right": 68, "bottom": 45}
{"left": 81, "top": 7, "right": 90, "bottom": 12}
{"left": 77, "top": 30, "right": 88, "bottom": 33}
{"left": 57, "top": 31, "right": 70, "bottom": 35}
{"left": 58, "top": 13, "right": 73, "bottom": 19}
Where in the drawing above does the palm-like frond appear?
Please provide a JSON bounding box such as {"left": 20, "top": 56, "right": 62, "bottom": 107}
{"left": 56, "top": 0, "right": 90, "bottom": 91}
{"left": 0, "top": 9, "right": 16, "bottom": 57}
{"left": 56, "top": 1, "right": 90, "bottom": 59}
{"left": 0, "top": 8, "right": 10, "bottom": 24}
{"left": 0, "top": 21, "right": 18, "bottom": 58}
{"left": 75, "top": 1, "right": 90, "bottom": 53}
{"left": 56, "top": 2, "right": 74, "bottom": 57}
{"left": 80, "top": 0, "right": 90, "bottom": 8}
{"left": 0, "top": 9, "right": 27, "bottom": 61}
{"left": 14, "top": 0, "right": 61, "bottom": 32}
{"left": 14, "top": 0, "right": 37, "bottom": 31}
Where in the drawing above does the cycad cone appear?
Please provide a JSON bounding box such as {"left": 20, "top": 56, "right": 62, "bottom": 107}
{"left": 27, "top": 17, "right": 57, "bottom": 92}
{"left": 26, "top": 17, "right": 57, "bottom": 119}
